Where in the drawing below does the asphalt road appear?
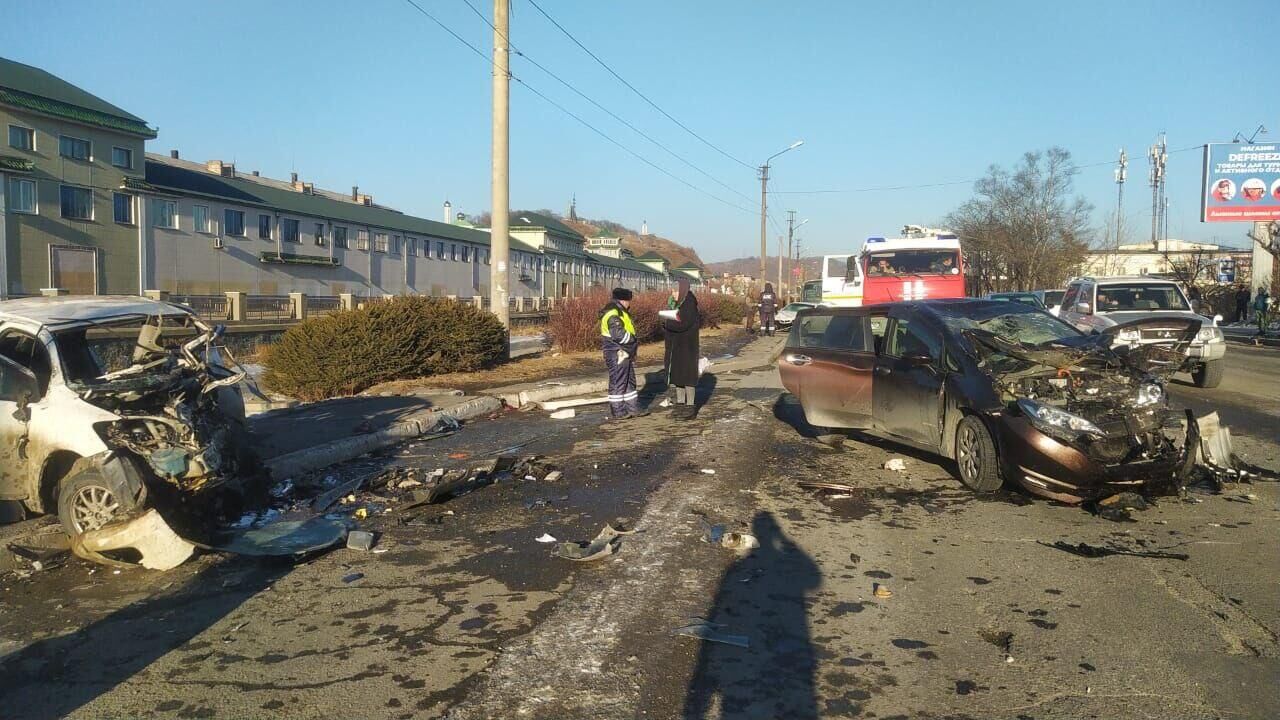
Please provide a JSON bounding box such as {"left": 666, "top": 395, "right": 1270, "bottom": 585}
{"left": 1, "top": 339, "right": 1277, "bottom": 719}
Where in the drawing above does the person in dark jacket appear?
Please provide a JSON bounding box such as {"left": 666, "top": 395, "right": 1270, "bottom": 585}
{"left": 663, "top": 279, "right": 701, "bottom": 420}
{"left": 601, "top": 288, "right": 643, "bottom": 419}
{"left": 758, "top": 283, "right": 778, "bottom": 336}
{"left": 1235, "top": 284, "right": 1251, "bottom": 323}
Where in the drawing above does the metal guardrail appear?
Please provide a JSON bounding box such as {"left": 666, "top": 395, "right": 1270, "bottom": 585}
{"left": 245, "top": 295, "right": 294, "bottom": 321}
{"left": 171, "top": 294, "right": 232, "bottom": 321}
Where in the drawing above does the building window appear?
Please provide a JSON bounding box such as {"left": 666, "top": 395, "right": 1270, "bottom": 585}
{"left": 462, "top": 246, "right": 471, "bottom": 263}
{"left": 485, "top": 249, "right": 491, "bottom": 265}
{"left": 224, "top": 209, "right": 245, "bottom": 236}
{"left": 8, "top": 125, "right": 34, "bottom": 151}
{"left": 436, "top": 241, "right": 445, "bottom": 259}
{"left": 315, "top": 222, "right": 327, "bottom": 246}
{"left": 451, "top": 244, "right": 459, "bottom": 261}
{"left": 258, "top": 214, "right": 272, "bottom": 239}
{"left": 111, "top": 147, "right": 133, "bottom": 169}
{"left": 7, "top": 178, "right": 35, "bottom": 213}
{"left": 59, "top": 135, "right": 90, "bottom": 161}
{"left": 193, "top": 205, "right": 211, "bottom": 233}
{"left": 374, "top": 232, "right": 388, "bottom": 253}
{"left": 357, "top": 229, "right": 370, "bottom": 250}
{"left": 334, "top": 226, "right": 349, "bottom": 249}
{"left": 407, "top": 237, "right": 417, "bottom": 256}
{"left": 112, "top": 192, "right": 133, "bottom": 224}
{"left": 391, "top": 235, "right": 401, "bottom": 255}
{"left": 281, "top": 218, "right": 300, "bottom": 243}
{"left": 153, "top": 199, "right": 177, "bottom": 228}
{"left": 59, "top": 185, "right": 92, "bottom": 220}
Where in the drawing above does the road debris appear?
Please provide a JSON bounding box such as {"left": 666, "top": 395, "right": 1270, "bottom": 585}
{"left": 674, "top": 619, "right": 749, "bottom": 648}
{"left": 873, "top": 583, "right": 894, "bottom": 599}
{"left": 719, "top": 532, "right": 760, "bottom": 551}
{"left": 346, "top": 530, "right": 376, "bottom": 551}
{"left": 550, "top": 409, "right": 576, "bottom": 419}
{"left": 1091, "top": 492, "right": 1151, "bottom": 522}
{"left": 979, "top": 629, "right": 1015, "bottom": 663}
{"left": 342, "top": 572, "right": 364, "bottom": 583}
{"left": 535, "top": 533, "right": 558, "bottom": 543}
{"left": 815, "top": 434, "right": 846, "bottom": 448}
{"left": 799, "top": 480, "right": 859, "bottom": 494}
{"left": 211, "top": 516, "right": 350, "bottom": 557}
{"left": 554, "top": 524, "right": 634, "bottom": 561}
{"left": 883, "top": 458, "right": 907, "bottom": 472}
{"left": 541, "top": 397, "right": 609, "bottom": 411}
{"left": 1039, "top": 540, "right": 1188, "bottom": 561}
{"left": 72, "top": 509, "right": 197, "bottom": 571}
{"left": 700, "top": 468, "right": 717, "bottom": 475}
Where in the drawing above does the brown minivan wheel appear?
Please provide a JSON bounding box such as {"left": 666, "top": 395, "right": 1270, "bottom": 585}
{"left": 956, "top": 415, "right": 1002, "bottom": 493}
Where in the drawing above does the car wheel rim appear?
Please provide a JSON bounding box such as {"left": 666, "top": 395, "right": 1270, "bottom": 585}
{"left": 71, "top": 485, "right": 120, "bottom": 533}
{"left": 958, "top": 424, "right": 981, "bottom": 482}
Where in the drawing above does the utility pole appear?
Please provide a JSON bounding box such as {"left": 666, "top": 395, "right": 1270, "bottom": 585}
{"left": 758, "top": 164, "right": 769, "bottom": 290}
{"left": 1114, "top": 148, "right": 1127, "bottom": 245}
{"left": 786, "top": 210, "right": 796, "bottom": 297}
{"left": 489, "top": 0, "right": 511, "bottom": 332}
{"left": 776, "top": 235, "right": 784, "bottom": 291}
{"left": 794, "top": 235, "right": 804, "bottom": 287}
{"left": 1148, "top": 133, "right": 1167, "bottom": 250}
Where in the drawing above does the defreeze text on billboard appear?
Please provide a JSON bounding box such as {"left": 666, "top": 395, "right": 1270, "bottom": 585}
{"left": 1201, "top": 143, "right": 1280, "bottom": 223}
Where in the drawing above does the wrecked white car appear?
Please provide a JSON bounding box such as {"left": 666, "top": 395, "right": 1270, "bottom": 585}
{"left": 0, "top": 296, "right": 259, "bottom": 552}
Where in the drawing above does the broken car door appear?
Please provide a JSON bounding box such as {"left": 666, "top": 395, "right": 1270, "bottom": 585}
{"left": 0, "top": 353, "right": 40, "bottom": 498}
{"left": 872, "top": 308, "right": 946, "bottom": 448}
{"left": 792, "top": 309, "right": 875, "bottom": 428}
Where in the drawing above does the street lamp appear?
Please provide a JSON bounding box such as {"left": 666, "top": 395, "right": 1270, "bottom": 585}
{"left": 759, "top": 140, "right": 803, "bottom": 290}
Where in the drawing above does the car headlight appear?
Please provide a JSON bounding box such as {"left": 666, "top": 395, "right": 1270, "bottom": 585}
{"left": 1134, "top": 382, "right": 1164, "bottom": 407}
{"left": 1196, "top": 326, "right": 1223, "bottom": 343}
{"left": 1017, "top": 398, "right": 1106, "bottom": 438}
{"left": 1116, "top": 328, "right": 1141, "bottom": 343}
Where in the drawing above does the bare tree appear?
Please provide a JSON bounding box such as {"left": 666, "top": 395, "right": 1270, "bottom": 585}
{"left": 1083, "top": 210, "right": 1135, "bottom": 277}
{"left": 947, "top": 148, "right": 1093, "bottom": 293}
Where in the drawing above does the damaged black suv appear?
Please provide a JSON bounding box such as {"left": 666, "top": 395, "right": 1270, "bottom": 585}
{"left": 779, "top": 299, "right": 1199, "bottom": 502}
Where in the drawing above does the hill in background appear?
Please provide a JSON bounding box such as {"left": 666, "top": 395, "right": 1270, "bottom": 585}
{"left": 704, "top": 255, "right": 826, "bottom": 282}
{"left": 557, "top": 214, "right": 704, "bottom": 269}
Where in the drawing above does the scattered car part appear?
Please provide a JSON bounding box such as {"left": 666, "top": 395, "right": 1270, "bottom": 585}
{"left": 72, "top": 509, "right": 197, "bottom": 571}
{"left": 549, "top": 409, "right": 576, "bottom": 419}
{"left": 674, "top": 619, "right": 750, "bottom": 648}
{"left": 1039, "top": 540, "right": 1188, "bottom": 561}
{"left": 347, "top": 530, "right": 376, "bottom": 551}
{"left": 210, "top": 516, "right": 349, "bottom": 557}
{"left": 554, "top": 523, "right": 633, "bottom": 561}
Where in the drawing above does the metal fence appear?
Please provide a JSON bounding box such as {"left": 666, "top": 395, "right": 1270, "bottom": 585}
{"left": 171, "top": 294, "right": 232, "bottom": 321}
{"left": 306, "top": 295, "right": 342, "bottom": 317}
{"left": 245, "top": 295, "right": 294, "bottom": 321}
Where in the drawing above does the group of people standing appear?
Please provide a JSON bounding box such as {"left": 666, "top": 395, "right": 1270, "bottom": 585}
{"left": 598, "top": 279, "right": 701, "bottom": 422}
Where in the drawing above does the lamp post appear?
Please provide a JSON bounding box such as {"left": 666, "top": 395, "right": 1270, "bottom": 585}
{"left": 759, "top": 140, "right": 803, "bottom": 291}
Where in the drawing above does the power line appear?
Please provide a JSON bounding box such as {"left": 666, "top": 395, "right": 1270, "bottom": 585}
{"left": 524, "top": 0, "right": 755, "bottom": 171}
{"left": 401, "top": 0, "right": 756, "bottom": 215}
{"left": 455, "top": 0, "right": 754, "bottom": 204}
{"left": 770, "top": 145, "right": 1203, "bottom": 195}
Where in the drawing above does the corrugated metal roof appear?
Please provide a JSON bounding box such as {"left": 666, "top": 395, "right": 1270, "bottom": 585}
{"left": 143, "top": 156, "right": 540, "bottom": 253}
{"left": 0, "top": 57, "right": 154, "bottom": 136}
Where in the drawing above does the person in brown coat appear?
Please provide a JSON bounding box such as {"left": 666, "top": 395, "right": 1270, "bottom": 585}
{"left": 663, "top": 279, "right": 701, "bottom": 420}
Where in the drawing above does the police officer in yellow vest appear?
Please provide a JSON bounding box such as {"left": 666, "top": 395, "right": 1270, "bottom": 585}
{"left": 600, "top": 288, "right": 645, "bottom": 419}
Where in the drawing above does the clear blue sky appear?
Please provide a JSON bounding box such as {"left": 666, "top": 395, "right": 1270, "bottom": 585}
{"left": 4, "top": 0, "right": 1274, "bottom": 261}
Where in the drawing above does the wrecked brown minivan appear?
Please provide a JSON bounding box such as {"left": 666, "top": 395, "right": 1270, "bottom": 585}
{"left": 779, "top": 299, "right": 1198, "bottom": 503}
{"left": 0, "top": 297, "right": 259, "bottom": 561}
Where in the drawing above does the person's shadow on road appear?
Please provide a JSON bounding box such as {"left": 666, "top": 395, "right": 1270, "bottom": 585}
{"left": 682, "top": 511, "right": 821, "bottom": 719}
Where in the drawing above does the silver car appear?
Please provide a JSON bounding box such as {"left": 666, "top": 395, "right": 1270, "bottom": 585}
{"left": 0, "top": 296, "right": 250, "bottom": 538}
{"left": 1057, "top": 276, "right": 1226, "bottom": 387}
{"left": 775, "top": 302, "right": 816, "bottom": 328}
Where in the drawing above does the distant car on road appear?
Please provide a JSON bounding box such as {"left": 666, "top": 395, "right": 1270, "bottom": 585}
{"left": 775, "top": 302, "right": 815, "bottom": 328}
{"left": 1039, "top": 289, "right": 1066, "bottom": 316}
{"left": 984, "top": 292, "right": 1045, "bottom": 308}
{"left": 778, "top": 299, "right": 1195, "bottom": 503}
{"left": 1057, "top": 276, "right": 1226, "bottom": 387}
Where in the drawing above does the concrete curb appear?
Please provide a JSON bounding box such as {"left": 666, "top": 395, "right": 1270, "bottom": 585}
{"left": 264, "top": 395, "right": 502, "bottom": 479}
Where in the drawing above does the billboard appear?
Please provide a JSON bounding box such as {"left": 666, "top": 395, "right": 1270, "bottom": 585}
{"left": 1201, "top": 143, "right": 1280, "bottom": 223}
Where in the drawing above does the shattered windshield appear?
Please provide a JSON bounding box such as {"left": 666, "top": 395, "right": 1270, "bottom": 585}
{"left": 54, "top": 316, "right": 186, "bottom": 384}
{"left": 1096, "top": 284, "right": 1189, "bottom": 312}
{"left": 939, "top": 305, "right": 1082, "bottom": 347}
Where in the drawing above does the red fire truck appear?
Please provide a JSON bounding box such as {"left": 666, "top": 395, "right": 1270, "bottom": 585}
{"left": 860, "top": 226, "right": 965, "bottom": 304}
